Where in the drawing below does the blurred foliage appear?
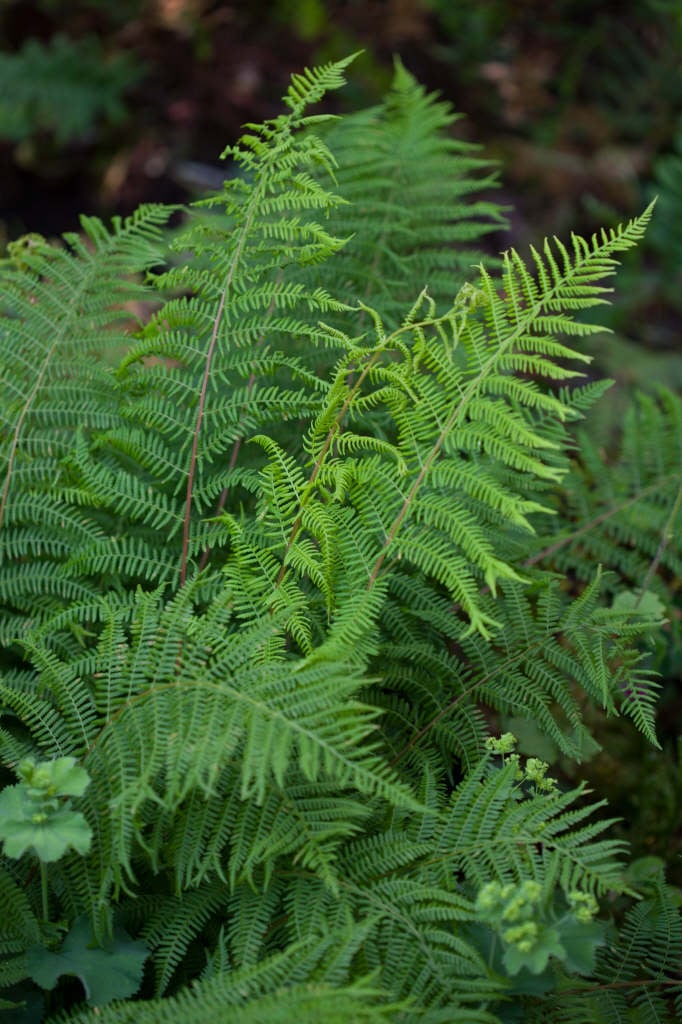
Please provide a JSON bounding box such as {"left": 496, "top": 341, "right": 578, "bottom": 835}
{"left": 0, "top": 33, "right": 142, "bottom": 144}
{"left": 3, "top": 1, "right": 682, "bottom": 241}
{"left": 648, "top": 123, "right": 682, "bottom": 286}
{"left": 33, "top": 0, "right": 149, "bottom": 22}
{"left": 565, "top": 711, "right": 682, "bottom": 883}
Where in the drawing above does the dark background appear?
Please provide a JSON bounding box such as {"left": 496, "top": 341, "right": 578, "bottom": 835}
{"left": 3, "top": 1, "right": 682, "bottom": 368}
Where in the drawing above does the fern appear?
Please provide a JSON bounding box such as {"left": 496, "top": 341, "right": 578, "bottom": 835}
{"left": 0, "top": 55, "right": 680, "bottom": 1024}
{"left": 54, "top": 949, "right": 400, "bottom": 1024}
{"left": 540, "top": 874, "right": 682, "bottom": 1024}
{"left": 531, "top": 387, "right": 682, "bottom": 598}
{"left": 0, "top": 206, "right": 171, "bottom": 644}
{"left": 306, "top": 58, "right": 507, "bottom": 329}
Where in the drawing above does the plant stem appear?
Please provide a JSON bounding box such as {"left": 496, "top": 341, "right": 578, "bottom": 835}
{"left": 180, "top": 185, "right": 261, "bottom": 587}
{"left": 40, "top": 861, "right": 49, "bottom": 922}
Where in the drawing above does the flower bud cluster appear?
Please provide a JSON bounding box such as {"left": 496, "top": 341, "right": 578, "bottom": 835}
{"left": 475, "top": 879, "right": 544, "bottom": 953}
{"left": 485, "top": 734, "right": 558, "bottom": 792}
{"left": 567, "top": 889, "right": 599, "bottom": 924}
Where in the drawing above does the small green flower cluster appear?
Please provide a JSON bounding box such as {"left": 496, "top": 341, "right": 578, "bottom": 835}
{"left": 524, "top": 757, "right": 558, "bottom": 792}
{"left": 502, "top": 921, "right": 538, "bottom": 953}
{"left": 567, "top": 889, "right": 599, "bottom": 924}
{"left": 485, "top": 733, "right": 558, "bottom": 792}
{"left": 20, "top": 758, "right": 69, "bottom": 819}
{"left": 475, "top": 879, "right": 543, "bottom": 953}
{"left": 485, "top": 732, "right": 517, "bottom": 756}
{"left": 474, "top": 876, "right": 603, "bottom": 976}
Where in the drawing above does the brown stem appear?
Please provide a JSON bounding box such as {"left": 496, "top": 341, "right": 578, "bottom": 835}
{"left": 523, "top": 479, "right": 674, "bottom": 570}
{"left": 196, "top": 429, "right": 248, "bottom": 574}
{"left": 197, "top": 271, "right": 284, "bottom": 574}
{"left": 179, "top": 192, "right": 260, "bottom": 586}
{"left": 389, "top": 635, "right": 551, "bottom": 767}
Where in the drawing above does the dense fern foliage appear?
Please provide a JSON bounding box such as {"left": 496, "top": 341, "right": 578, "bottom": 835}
{"left": 0, "top": 57, "right": 680, "bottom": 1024}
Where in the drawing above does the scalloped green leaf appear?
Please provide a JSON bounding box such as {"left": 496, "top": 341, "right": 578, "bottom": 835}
{"left": 26, "top": 916, "right": 149, "bottom": 1005}
{"left": 0, "top": 786, "right": 91, "bottom": 862}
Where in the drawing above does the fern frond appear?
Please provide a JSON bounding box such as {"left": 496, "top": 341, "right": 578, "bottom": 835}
{"left": 0, "top": 865, "right": 42, "bottom": 954}
{"left": 141, "top": 880, "right": 229, "bottom": 996}
{"left": 434, "top": 760, "right": 626, "bottom": 895}
{"left": 52, "top": 935, "right": 399, "bottom": 1024}
{"left": 103, "top": 57, "right": 358, "bottom": 589}
{"left": 6, "top": 584, "right": 419, "bottom": 918}
{"left": 532, "top": 387, "right": 682, "bottom": 612}
{"left": 0, "top": 54, "right": 676, "bottom": 1024}
{"left": 548, "top": 874, "right": 682, "bottom": 1024}
{"left": 308, "top": 58, "right": 507, "bottom": 330}
{"left": 0, "top": 205, "right": 171, "bottom": 633}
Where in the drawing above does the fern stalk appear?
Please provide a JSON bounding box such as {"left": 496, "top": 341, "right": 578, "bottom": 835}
{"left": 180, "top": 185, "right": 263, "bottom": 585}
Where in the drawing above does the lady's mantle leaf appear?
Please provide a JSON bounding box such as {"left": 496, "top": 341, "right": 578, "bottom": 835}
{"left": 26, "top": 915, "right": 149, "bottom": 1005}
{"left": 18, "top": 755, "right": 91, "bottom": 798}
{"left": 0, "top": 785, "right": 92, "bottom": 862}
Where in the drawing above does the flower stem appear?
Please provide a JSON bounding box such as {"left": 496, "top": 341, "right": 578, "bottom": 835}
{"left": 40, "top": 862, "right": 48, "bottom": 922}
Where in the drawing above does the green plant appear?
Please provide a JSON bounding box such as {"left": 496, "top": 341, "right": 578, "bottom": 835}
{"left": 0, "top": 756, "right": 92, "bottom": 921}
{"left": 0, "top": 33, "right": 141, "bottom": 145}
{"left": 0, "top": 55, "right": 680, "bottom": 1023}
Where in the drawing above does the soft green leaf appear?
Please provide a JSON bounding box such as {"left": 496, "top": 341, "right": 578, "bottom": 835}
{"left": 502, "top": 926, "right": 564, "bottom": 975}
{"left": 18, "top": 756, "right": 90, "bottom": 798}
{"left": 26, "top": 915, "right": 149, "bottom": 1005}
{"left": 612, "top": 589, "right": 667, "bottom": 620}
{"left": 558, "top": 918, "right": 606, "bottom": 975}
{"left": 0, "top": 786, "right": 91, "bottom": 861}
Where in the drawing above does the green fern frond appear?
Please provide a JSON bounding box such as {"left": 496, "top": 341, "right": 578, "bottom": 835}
{"left": 547, "top": 874, "right": 682, "bottom": 1024}
{"left": 434, "top": 760, "right": 626, "bottom": 894}
{"left": 0, "top": 205, "right": 171, "bottom": 632}
{"left": 5, "top": 584, "right": 419, "bottom": 915}
{"left": 533, "top": 387, "right": 682, "bottom": 612}
{"left": 53, "top": 936, "right": 400, "bottom": 1024}
{"left": 0, "top": 865, "right": 42, "bottom": 954}
{"left": 307, "top": 58, "right": 507, "bottom": 330}
{"left": 141, "top": 880, "right": 229, "bottom": 996}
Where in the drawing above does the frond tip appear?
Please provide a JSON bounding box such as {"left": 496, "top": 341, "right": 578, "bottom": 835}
{"left": 283, "top": 52, "right": 362, "bottom": 116}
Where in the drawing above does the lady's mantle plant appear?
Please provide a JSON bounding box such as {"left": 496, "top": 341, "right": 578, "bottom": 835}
{"left": 0, "top": 757, "right": 91, "bottom": 866}
{"left": 0, "top": 55, "right": 680, "bottom": 1024}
